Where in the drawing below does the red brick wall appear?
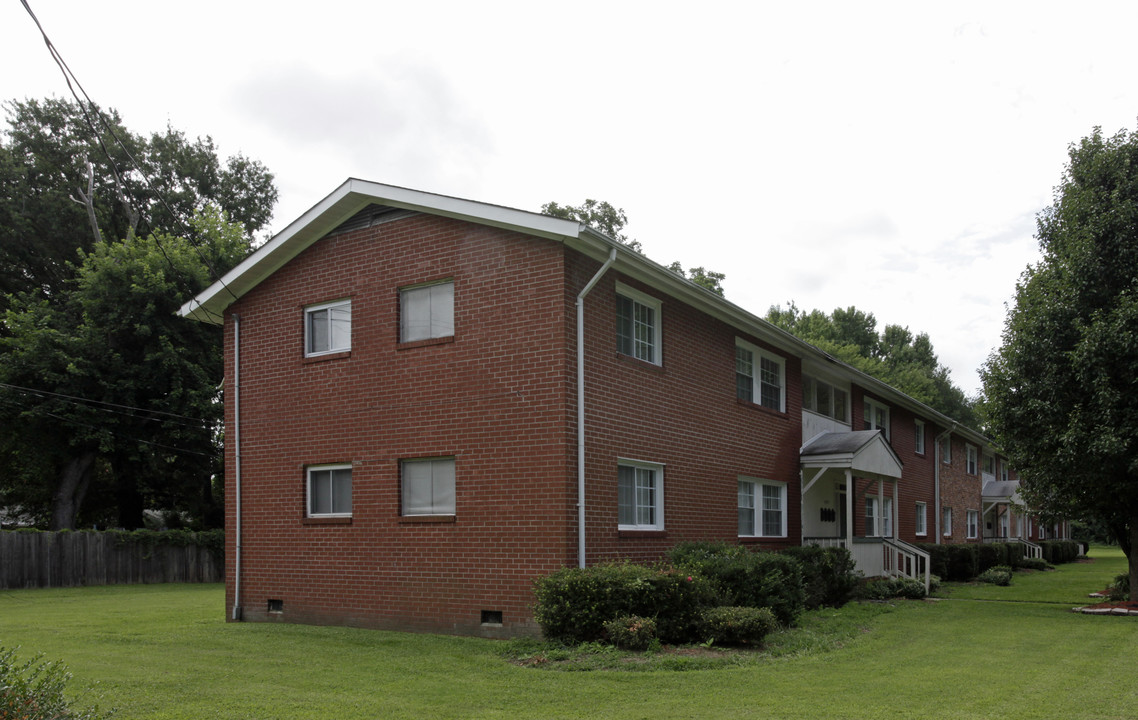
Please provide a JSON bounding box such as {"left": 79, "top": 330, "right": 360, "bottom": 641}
{"left": 937, "top": 434, "right": 982, "bottom": 544}
{"left": 568, "top": 253, "right": 803, "bottom": 565}
{"left": 223, "top": 214, "right": 575, "bottom": 636}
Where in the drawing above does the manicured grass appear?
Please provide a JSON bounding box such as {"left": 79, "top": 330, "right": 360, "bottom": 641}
{"left": 1, "top": 547, "right": 1135, "bottom": 719}
{"left": 941, "top": 544, "right": 1127, "bottom": 604}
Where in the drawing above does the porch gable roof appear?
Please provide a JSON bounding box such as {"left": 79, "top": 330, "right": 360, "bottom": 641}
{"left": 800, "top": 430, "right": 903, "bottom": 481}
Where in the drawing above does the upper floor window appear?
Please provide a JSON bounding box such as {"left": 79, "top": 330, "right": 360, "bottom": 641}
{"left": 739, "top": 478, "right": 786, "bottom": 538}
{"left": 616, "top": 283, "right": 662, "bottom": 364}
{"left": 966, "top": 445, "right": 979, "bottom": 475}
{"left": 618, "top": 459, "right": 664, "bottom": 530}
{"left": 736, "top": 339, "right": 785, "bottom": 411}
{"left": 401, "top": 457, "right": 456, "bottom": 516}
{"left": 802, "top": 375, "right": 848, "bottom": 422}
{"left": 914, "top": 419, "right": 926, "bottom": 454}
{"left": 305, "top": 299, "right": 351, "bottom": 356}
{"left": 863, "top": 398, "right": 890, "bottom": 439}
{"left": 983, "top": 454, "right": 995, "bottom": 475}
{"left": 940, "top": 436, "right": 952, "bottom": 464}
{"left": 400, "top": 281, "right": 454, "bottom": 343}
{"left": 1000, "top": 463, "right": 1010, "bottom": 483}
{"left": 307, "top": 464, "right": 352, "bottom": 517}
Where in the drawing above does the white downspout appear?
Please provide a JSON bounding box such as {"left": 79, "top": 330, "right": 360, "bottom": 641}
{"left": 232, "top": 314, "right": 243, "bottom": 620}
{"left": 934, "top": 423, "right": 957, "bottom": 545}
{"left": 577, "top": 248, "right": 617, "bottom": 568}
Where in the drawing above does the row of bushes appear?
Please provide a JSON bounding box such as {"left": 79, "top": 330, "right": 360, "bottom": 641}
{"left": 531, "top": 543, "right": 859, "bottom": 646}
{"left": 914, "top": 540, "right": 1080, "bottom": 582}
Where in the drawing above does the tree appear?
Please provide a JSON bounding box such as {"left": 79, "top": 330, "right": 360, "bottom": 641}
{"left": 542, "top": 199, "right": 726, "bottom": 295}
{"left": 767, "top": 302, "right": 977, "bottom": 428}
{"left": 0, "top": 97, "right": 277, "bottom": 319}
{"left": 981, "top": 126, "right": 1138, "bottom": 601}
{"left": 0, "top": 208, "right": 246, "bottom": 529}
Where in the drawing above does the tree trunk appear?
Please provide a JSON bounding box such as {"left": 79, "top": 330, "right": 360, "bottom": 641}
{"left": 49, "top": 450, "right": 96, "bottom": 530}
{"left": 1129, "top": 519, "right": 1138, "bottom": 603}
{"left": 114, "top": 469, "right": 145, "bottom": 530}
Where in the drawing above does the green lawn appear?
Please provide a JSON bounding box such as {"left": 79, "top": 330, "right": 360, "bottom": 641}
{"left": 1, "top": 547, "right": 1134, "bottom": 719}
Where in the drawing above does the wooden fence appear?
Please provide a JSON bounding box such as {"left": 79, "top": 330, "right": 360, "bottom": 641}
{"left": 0, "top": 531, "right": 223, "bottom": 589}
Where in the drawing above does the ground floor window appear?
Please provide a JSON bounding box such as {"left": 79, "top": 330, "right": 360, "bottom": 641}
{"left": 915, "top": 502, "right": 927, "bottom": 536}
{"left": 966, "top": 510, "right": 979, "bottom": 539}
{"left": 739, "top": 478, "right": 785, "bottom": 537}
{"left": 943, "top": 507, "right": 953, "bottom": 536}
{"left": 401, "top": 457, "right": 456, "bottom": 516}
{"left": 865, "top": 496, "right": 892, "bottom": 537}
{"left": 619, "top": 460, "right": 664, "bottom": 530}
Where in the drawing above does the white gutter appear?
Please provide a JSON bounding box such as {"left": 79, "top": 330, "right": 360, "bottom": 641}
{"left": 232, "top": 314, "right": 244, "bottom": 620}
{"left": 576, "top": 248, "right": 618, "bottom": 568}
{"left": 933, "top": 423, "right": 957, "bottom": 544}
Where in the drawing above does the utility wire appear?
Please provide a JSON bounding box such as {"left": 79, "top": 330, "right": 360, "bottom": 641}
{"left": 0, "top": 381, "right": 215, "bottom": 428}
{"left": 19, "top": 0, "right": 245, "bottom": 324}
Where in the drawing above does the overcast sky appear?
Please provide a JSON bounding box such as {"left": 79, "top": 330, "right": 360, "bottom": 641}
{"left": 4, "top": 1, "right": 1137, "bottom": 396}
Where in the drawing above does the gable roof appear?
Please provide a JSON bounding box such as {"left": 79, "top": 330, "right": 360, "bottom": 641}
{"left": 181, "top": 178, "right": 994, "bottom": 449}
{"left": 800, "top": 430, "right": 904, "bottom": 481}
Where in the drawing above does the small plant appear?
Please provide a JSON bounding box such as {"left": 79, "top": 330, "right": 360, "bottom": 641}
{"left": 1108, "top": 573, "right": 1131, "bottom": 602}
{"left": 977, "top": 567, "right": 1012, "bottom": 586}
{"left": 0, "top": 646, "right": 112, "bottom": 720}
{"left": 928, "top": 574, "right": 942, "bottom": 595}
{"left": 1019, "top": 557, "right": 1049, "bottom": 572}
{"left": 699, "top": 606, "right": 778, "bottom": 646}
{"left": 603, "top": 615, "right": 658, "bottom": 651}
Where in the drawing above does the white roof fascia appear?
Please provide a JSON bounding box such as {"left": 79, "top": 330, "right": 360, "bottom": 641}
{"left": 178, "top": 178, "right": 583, "bottom": 323}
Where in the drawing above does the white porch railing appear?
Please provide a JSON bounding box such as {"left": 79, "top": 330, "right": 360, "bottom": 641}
{"left": 982, "top": 536, "right": 1043, "bottom": 560}
{"left": 882, "top": 538, "right": 930, "bottom": 593}
{"left": 804, "top": 537, "right": 930, "bottom": 594}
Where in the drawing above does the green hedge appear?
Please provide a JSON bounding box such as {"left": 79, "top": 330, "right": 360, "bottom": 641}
{"left": 532, "top": 563, "right": 717, "bottom": 644}
{"left": 665, "top": 542, "right": 806, "bottom": 626}
{"left": 916, "top": 540, "right": 1081, "bottom": 581}
{"left": 779, "top": 545, "right": 859, "bottom": 609}
{"left": 1039, "top": 540, "right": 1080, "bottom": 564}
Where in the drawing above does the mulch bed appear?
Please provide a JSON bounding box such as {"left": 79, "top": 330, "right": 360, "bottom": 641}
{"left": 1074, "top": 587, "right": 1138, "bottom": 615}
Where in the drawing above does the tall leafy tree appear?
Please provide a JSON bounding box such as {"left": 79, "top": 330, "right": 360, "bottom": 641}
{"left": 0, "top": 97, "right": 276, "bottom": 318}
{"left": 767, "top": 302, "right": 977, "bottom": 428}
{"left": 0, "top": 208, "right": 247, "bottom": 529}
{"left": 542, "top": 199, "right": 726, "bottom": 295}
{"left": 982, "top": 127, "right": 1138, "bottom": 600}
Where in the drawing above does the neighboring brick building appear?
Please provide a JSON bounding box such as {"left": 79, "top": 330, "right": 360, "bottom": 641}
{"left": 180, "top": 179, "right": 1067, "bottom": 637}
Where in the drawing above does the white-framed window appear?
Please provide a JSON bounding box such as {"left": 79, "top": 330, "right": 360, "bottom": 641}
{"left": 1000, "top": 462, "right": 1010, "bottom": 483}
{"left": 305, "top": 299, "right": 351, "bottom": 356}
{"left": 967, "top": 509, "right": 979, "bottom": 539}
{"left": 940, "top": 436, "right": 952, "bottom": 465}
{"left": 400, "top": 280, "right": 454, "bottom": 343}
{"left": 943, "top": 506, "right": 953, "bottom": 536}
{"left": 915, "top": 502, "right": 927, "bottom": 536}
{"left": 865, "top": 496, "right": 893, "bottom": 537}
{"left": 914, "top": 419, "right": 925, "bottom": 454}
{"left": 618, "top": 459, "right": 664, "bottom": 530}
{"left": 863, "top": 398, "right": 890, "bottom": 439}
{"left": 1026, "top": 516, "right": 1033, "bottom": 539}
{"left": 802, "top": 375, "right": 849, "bottom": 422}
{"left": 307, "top": 464, "right": 352, "bottom": 517}
{"left": 999, "top": 511, "right": 1010, "bottom": 538}
{"left": 401, "top": 457, "right": 456, "bottom": 516}
{"left": 736, "top": 339, "right": 785, "bottom": 412}
{"left": 738, "top": 477, "right": 786, "bottom": 538}
{"left": 1017, "top": 515, "right": 1025, "bottom": 538}
{"left": 983, "top": 454, "right": 995, "bottom": 475}
{"left": 615, "top": 283, "right": 662, "bottom": 365}
{"left": 966, "top": 445, "right": 978, "bottom": 475}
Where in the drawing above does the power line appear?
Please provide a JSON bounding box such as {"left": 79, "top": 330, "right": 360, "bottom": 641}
{"left": 18, "top": 0, "right": 244, "bottom": 324}
{"left": 0, "top": 381, "right": 215, "bottom": 428}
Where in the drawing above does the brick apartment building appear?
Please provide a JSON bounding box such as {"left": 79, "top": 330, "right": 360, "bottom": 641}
{"left": 180, "top": 179, "right": 1067, "bottom": 637}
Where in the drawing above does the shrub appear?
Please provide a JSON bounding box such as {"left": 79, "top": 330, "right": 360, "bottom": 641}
{"left": 856, "top": 576, "right": 927, "bottom": 600}
{"left": 1108, "top": 573, "right": 1131, "bottom": 602}
{"left": 928, "top": 574, "right": 942, "bottom": 595}
{"left": 977, "top": 567, "right": 1012, "bottom": 586}
{"left": 780, "top": 545, "right": 859, "bottom": 609}
{"left": 916, "top": 543, "right": 949, "bottom": 579}
{"left": 666, "top": 542, "right": 805, "bottom": 626}
{"left": 699, "top": 606, "right": 777, "bottom": 646}
{"left": 0, "top": 647, "right": 111, "bottom": 720}
{"left": 1019, "top": 556, "right": 1049, "bottom": 571}
{"left": 1039, "top": 540, "right": 1080, "bottom": 564}
{"left": 532, "top": 563, "right": 716, "bottom": 644}
{"left": 603, "top": 615, "right": 657, "bottom": 650}
{"left": 945, "top": 544, "right": 979, "bottom": 581}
